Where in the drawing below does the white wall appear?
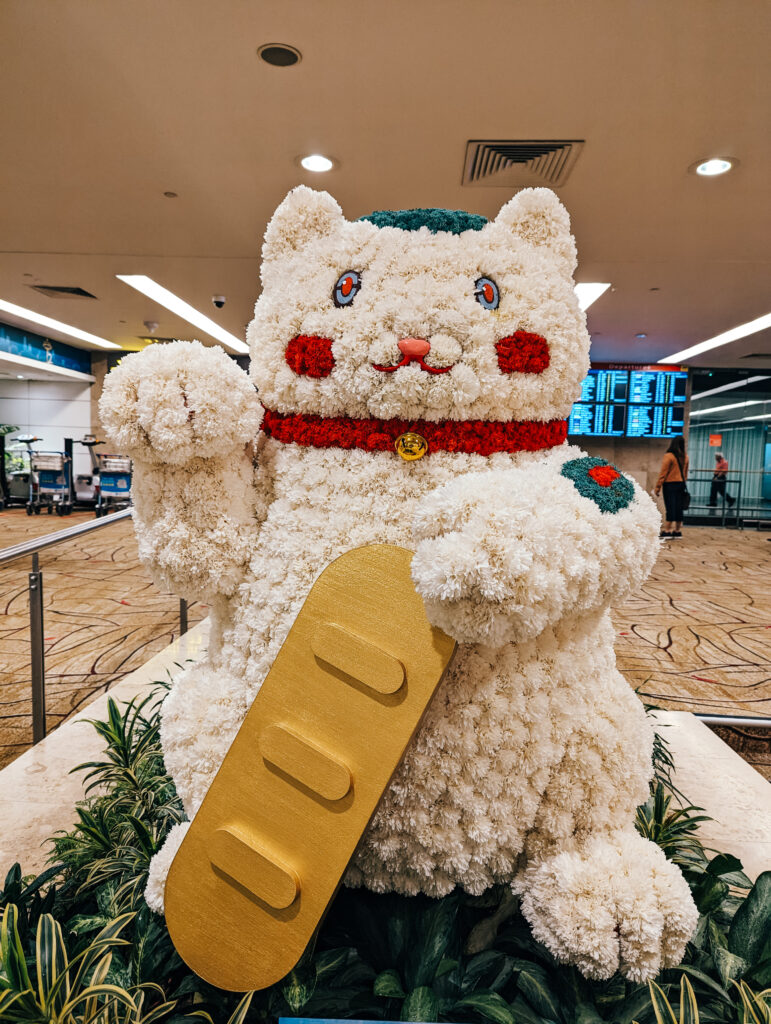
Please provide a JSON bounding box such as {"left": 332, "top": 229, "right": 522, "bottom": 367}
{"left": 0, "top": 379, "right": 94, "bottom": 478}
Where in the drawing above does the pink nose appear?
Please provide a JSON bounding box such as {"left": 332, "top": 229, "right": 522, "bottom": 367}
{"left": 398, "top": 337, "right": 431, "bottom": 359}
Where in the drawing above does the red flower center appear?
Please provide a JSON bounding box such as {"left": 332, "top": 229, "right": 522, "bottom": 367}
{"left": 588, "top": 464, "right": 621, "bottom": 488}
{"left": 285, "top": 335, "right": 335, "bottom": 378}
{"left": 496, "top": 332, "right": 550, "bottom": 374}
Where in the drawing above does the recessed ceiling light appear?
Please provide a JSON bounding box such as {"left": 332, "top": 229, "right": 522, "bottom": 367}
{"left": 0, "top": 298, "right": 120, "bottom": 349}
{"left": 258, "top": 43, "right": 301, "bottom": 66}
{"left": 574, "top": 283, "right": 611, "bottom": 311}
{"left": 300, "top": 154, "right": 334, "bottom": 173}
{"left": 17, "top": 374, "right": 24, "bottom": 379}
{"left": 659, "top": 311, "right": 771, "bottom": 363}
{"left": 115, "top": 275, "right": 249, "bottom": 354}
{"left": 691, "top": 375, "right": 770, "bottom": 401}
{"left": 695, "top": 158, "right": 733, "bottom": 177}
{"left": 635, "top": 333, "right": 647, "bottom": 339}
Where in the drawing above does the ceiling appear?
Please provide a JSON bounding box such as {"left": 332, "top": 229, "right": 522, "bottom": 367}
{"left": 0, "top": 0, "right": 769, "bottom": 368}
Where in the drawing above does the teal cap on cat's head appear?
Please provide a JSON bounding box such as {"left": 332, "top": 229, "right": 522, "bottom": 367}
{"left": 359, "top": 208, "right": 487, "bottom": 235}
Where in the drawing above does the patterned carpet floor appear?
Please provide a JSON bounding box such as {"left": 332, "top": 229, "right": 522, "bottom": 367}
{"left": 613, "top": 527, "right": 771, "bottom": 778}
{"left": 0, "top": 508, "right": 205, "bottom": 768}
{"left": 1, "top": 511, "right": 769, "bottom": 776}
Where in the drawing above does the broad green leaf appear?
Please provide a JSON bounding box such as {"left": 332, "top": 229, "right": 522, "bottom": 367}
{"left": 67, "top": 915, "right": 110, "bottom": 936}
{"left": 692, "top": 876, "right": 729, "bottom": 915}
{"left": 314, "top": 947, "right": 352, "bottom": 982}
{"left": 573, "top": 999, "right": 606, "bottom": 1024}
{"left": 616, "top": 986, "right": 658, "bottom": 1024}
{"left": 707, "top": 919, "right": 728, "bottom": 952}
{"left": 454, "top": 991, "right": 517, "bottom": 1024}
{"left": 436, "top": 957, "right": 459, "bottom": 981}
{"left": 509, "top": 994, "right": 549, "bottom": 1024}
{"left": 707, "top": 854, "right": 744, "bottom": 877}
{"left": 412, "top": 894, "right": 460, "bottom": 988}
{"left": 728, "top": 872, "right": 771, "bottom": 965}
{"left": 401, "top": 985, "right": 439, "bottom": 1022}
{"left": 281, "top": 963, "right": 316, "bottom": 1013}
{"left": 462, "top": 951, "right": 509, "bottom": 994}
{"left": 677, "top": 966, "right": 733, "bottom": 1005}
{"left": 712, "top": 945, "right": 748, "bottom": 987}
{"left": 374, "top": 968, "right": 406, "bottom": 999}
{"left": 747, "top": 958, "right": 771, "bottom": 989}
{"left": 517, "top": 966, "right": 560, "bottom": 1021}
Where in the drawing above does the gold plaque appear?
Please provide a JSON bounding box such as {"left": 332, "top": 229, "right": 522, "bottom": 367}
{"left": 395, "top": 432, "right": 428, "bottom": 461}
{"left": 164, "top": 544, "right": 456, "bottom": 992}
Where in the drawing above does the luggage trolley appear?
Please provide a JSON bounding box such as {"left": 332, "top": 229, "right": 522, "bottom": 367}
{"left": 95, "top": 453, "right": 132, "bottom": 516}
{"left": 28, "top": 451, "right": 73, "bottom": 515}
{"left": 73, "top": 434, "right": 103, "bottom": 507}
{"left": 3, "top": 435, "right": 41, "bottom": 508}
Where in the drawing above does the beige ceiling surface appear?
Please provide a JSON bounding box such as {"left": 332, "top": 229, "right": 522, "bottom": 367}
{"left": 0, "top": 0, "right": 769, "bottom": 366}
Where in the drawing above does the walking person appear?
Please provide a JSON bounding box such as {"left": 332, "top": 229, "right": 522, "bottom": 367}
{"left": 655, "top": 435, "right": 689, "bottom": 539}
{"left": 708, "top": 451, "right": 735, "bottom": 507}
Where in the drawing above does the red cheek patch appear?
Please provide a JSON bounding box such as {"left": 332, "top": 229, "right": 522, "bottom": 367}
{"left": 496, "top": 331, "right": 550, "bottom": 374}
{"left": 285, "top": 335, "right": 335, "bottom": 378}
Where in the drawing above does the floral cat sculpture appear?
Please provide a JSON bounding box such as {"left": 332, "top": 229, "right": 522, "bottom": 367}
{"left": 100, "top": 186, "right": 698, "bottom": 982}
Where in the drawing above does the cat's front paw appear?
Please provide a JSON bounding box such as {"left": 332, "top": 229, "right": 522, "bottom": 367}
{"left": 515, "top": 832, "right": 698, "bottom": 982}
{"left": 100, "top": 340, "right": 261, "bottom": 465}
{"left": 411, "top": 472, "right": 552, "bottom": 645}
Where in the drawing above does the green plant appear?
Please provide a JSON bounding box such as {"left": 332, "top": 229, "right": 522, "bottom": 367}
{"left": 1, "top": 686, "right": 765, "bottom": 1024}
{"left": 49, "top": 693, "right": 185, "bottom": 914}
{"left": 0, "top": 903, "right": 255, "bottom": 1024}
{"left": 0, "top": 904, "right": 138, "bottom": 1023}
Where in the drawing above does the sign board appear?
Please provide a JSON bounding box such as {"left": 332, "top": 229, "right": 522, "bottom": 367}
{"left": 709, "top": 434, "right": 723, "bottom": 447}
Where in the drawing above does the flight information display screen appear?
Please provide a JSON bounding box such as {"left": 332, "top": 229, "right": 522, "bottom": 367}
{"left": 568, "top": 403, "right": 627, "bottom": 437}
{"left": 568, "top": 366, "right": 688, "bottom": 438}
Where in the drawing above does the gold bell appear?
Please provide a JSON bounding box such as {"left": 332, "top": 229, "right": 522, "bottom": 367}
{"left": 395, "top": 432, "right": 428, "bottom": 461}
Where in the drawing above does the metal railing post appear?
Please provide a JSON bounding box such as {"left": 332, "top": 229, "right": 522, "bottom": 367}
{"left": 179, "top": 598, "right": 188, "bottom": 636}
{"left": 28, "top": 552, "right": 46, "bottom": 742}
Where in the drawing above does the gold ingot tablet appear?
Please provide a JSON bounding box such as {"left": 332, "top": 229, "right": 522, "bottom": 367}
{"left": 164, "top": 543, "right": 456, "bottom": 991}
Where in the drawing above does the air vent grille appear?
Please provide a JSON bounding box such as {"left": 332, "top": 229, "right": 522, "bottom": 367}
{"left": 29, "top": 285, "right": 97, "bottom": 299}
{"left": 462, "top": 140, "right": 584, "bottom": 187}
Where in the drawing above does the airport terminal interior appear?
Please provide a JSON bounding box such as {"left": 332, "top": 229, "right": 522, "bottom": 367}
{"left": 0, "top": 2, "right": 769, "bottom": 1021}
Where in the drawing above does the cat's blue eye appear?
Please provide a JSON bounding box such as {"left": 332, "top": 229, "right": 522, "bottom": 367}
{"left": 333, "top": 270, "right": 362, "bottom": 307}
{"left": 474, "top": 276, "right": 500, "bottom": 310}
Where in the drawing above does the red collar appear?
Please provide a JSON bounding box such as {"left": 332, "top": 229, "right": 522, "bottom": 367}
{"left": 261, "top": 407, "right": 567, "bottom": 457}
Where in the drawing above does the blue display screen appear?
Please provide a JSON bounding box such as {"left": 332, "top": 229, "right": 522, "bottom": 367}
{"left": 568, "top": 402, "right": 627, "bottom": 437}
{"left": 568, "top": 368, "right": 687, "bottom": 438}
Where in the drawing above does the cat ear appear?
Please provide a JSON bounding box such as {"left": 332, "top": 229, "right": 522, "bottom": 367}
{"left": 493, "top": 188, "right": 577, "bottom": 274}
{"left": 263, "top": 185, "right": 345, "bottom": 261}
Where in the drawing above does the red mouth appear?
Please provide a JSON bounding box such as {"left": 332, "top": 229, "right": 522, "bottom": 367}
{"left": 372, "top": 356, "right": 453, "bottom": 375}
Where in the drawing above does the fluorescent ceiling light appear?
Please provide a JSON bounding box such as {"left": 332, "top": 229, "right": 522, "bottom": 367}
{"left": 0, "top": 298, "right": 119, "bottom": 350}
{"left": 574, "top": 283, "right": 611, "bottom": 311}
{"left": 690, "top": 399, "right": 764, "bottom": 416}
{"left": 696, "top": 158, "right": 732, "bottom": 177}
{"left": 659, "top": 312, "right": 771, "bottom": 364}
{"left": 300, "top": 154, "right": 333, "bottom": 172}
{"left": 0, "top": 351, "right": 95, "bottom": 381}
{"left": 116, "top": 276, "right": 249, "bottom": 354}
{"left": 691, "top": 375, "right": 770, "bottom": 401}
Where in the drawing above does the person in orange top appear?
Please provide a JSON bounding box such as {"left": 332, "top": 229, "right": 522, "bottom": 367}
{"left": 654, "top": 435, "right": 689, "bottom": 539}
{"left": 708, "top": 451, "right": 735, "bottom": 507}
